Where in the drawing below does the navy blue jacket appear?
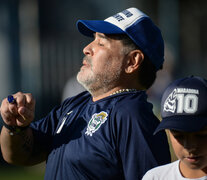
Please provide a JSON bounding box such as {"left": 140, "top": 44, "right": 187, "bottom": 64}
{"left": 31, "top": 91, "right": 171, "bottom": 180}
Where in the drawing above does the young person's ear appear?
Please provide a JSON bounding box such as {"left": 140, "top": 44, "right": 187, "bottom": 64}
{"left": 125, "top": 50, "right": 144, "bottom": 73}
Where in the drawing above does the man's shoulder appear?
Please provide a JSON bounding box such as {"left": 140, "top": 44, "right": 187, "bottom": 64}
{"left": 114, "top": 91, "right": 148, "bottom": 106}
{"left": 113, "top": 91, "right": 154, "bottom": 114}
{"left": 60, "top": 91, "right": 91, "bottom": 111}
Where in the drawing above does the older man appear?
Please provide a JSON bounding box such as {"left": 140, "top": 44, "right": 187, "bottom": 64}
{"left": 0, "top": 7, "right": 170, "bottom": 179}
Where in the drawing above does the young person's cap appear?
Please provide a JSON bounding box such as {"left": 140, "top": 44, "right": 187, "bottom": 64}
{"left": 76, "top": 7, "right": 164, "bottom": 71}
{"left": 154, "top": 76, "right": 207, "bottom": 134}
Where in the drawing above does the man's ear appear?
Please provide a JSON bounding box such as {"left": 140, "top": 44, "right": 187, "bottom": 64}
{"left": 125, "top": 50, "right": 144, "bottom": 73}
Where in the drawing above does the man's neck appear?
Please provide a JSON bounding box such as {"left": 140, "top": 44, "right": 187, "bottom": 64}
{"left": 91, "top": 87, "right": 142, "bottom": 102}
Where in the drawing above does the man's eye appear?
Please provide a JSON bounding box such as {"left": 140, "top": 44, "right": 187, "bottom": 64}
{"left": 98, "top": 42, "right": 104, "bottom": 46}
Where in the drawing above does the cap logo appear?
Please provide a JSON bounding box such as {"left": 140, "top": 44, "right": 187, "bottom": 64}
{"left": 105, "top": 8, "right": 147, "bottom": 31}
{"left": 112, "top": 10, "right": 133, "bottom": 22}
{"left": 164, "top": 88, "right": 199, "bottom": 114}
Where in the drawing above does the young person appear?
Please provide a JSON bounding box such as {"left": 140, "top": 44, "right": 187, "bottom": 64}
{"left": 0, "top": 7, "right": 170, "bottom": 179}
{"left": 142, "top": 75, "right": 207, "bottom": 180}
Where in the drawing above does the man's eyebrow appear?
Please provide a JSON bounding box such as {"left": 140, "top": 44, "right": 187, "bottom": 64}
{"left": 94, "top": 33, "right": 109, "bottom": 40}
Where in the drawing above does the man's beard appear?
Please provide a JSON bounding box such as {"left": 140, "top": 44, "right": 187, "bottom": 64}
{"left": 77, "top": 57, "right": 123, "bottom": 94}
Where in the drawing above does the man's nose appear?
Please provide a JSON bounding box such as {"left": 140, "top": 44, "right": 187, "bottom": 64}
{"left": 83, "top": 42, "right": 93, "bottom": 56}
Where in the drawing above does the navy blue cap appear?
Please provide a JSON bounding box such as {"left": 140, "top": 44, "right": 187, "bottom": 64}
{"left": 154, "top": 76, "right": 207, "bottom": 134}
{"left": 76, "top": 7, "right": 164, "bottom": 71}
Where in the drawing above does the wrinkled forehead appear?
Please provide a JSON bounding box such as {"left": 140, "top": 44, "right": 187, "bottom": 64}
{"left": 94, "top": 32, "right": 128, "bottom": 40}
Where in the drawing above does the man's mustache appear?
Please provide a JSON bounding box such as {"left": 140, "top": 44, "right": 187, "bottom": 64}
{"left": 83, "top": 56, "right": 92, "bottom": 65}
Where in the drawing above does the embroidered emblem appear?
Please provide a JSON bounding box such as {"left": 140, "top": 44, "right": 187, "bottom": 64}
{"left": 56, "top": 111, "right": 73, "bottom": 134}
{"left": 85, "top": 111, "right": 108, "bottom": 136}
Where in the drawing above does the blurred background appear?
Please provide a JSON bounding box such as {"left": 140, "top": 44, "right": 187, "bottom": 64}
{"left": 0, "top": 0, "right": 206, "bottom": 179}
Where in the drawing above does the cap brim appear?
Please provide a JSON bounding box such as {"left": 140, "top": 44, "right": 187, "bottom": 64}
{"left": 154, "top": 116, "right": 207, "bottom": 134}
{"left": 76, "top": 20, "right": 125, "bottom": 37}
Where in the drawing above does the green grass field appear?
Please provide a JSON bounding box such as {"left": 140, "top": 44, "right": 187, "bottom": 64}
{"left": 0, "top": 163, "right": 45, "bottom": 180}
